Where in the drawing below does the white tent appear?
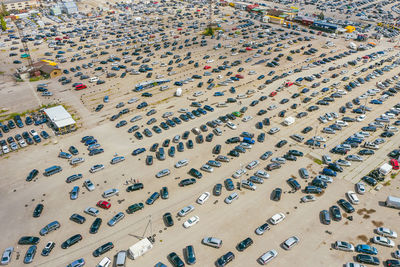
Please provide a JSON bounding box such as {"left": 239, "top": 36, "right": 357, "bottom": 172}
{"left": 43, "top": 105, "right": 76, "bottom": 130}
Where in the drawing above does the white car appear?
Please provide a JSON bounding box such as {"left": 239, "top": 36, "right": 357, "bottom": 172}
{"left": 226, "top": 122, "right": 237, "bottom": 130}
{"left": 356, "top": 182, "right": 366, "bottom": 194}
{"left": 18, "top": 139, "right": 27, "bottom": 147}
{"left": 372, "top": 236, "right": 395, "bottom": 247}
{"left": 70, "top": 157, "right": 85, "bottom": 166}
{"left": 193, "top": 91, "right": 203, "bottom": 97}
{"left": 357, "top": 115, "right": 367, "bottom": 122}
{"left": 128, "top": 97, "right": 139, "bottom": 104}
{"left": 84, "top": 179, "right": 95, "bottom": 191}
{"left": 268, "top": 127, "right": 280, "bottom": 134}
{"left": 394, "top": 250, "right": 400, "bottom": 259}
{"left": 225, "top": 192, "right": 239, "bottom": 204}
{"left": 1, "top": 247, "right": 13, "bottom": 265}
{"left": 346, "top": 191, "right": 359, "bottom": 205}
{"left": 255, "top": 170, "right": 269, "bottom": 179}
{"left": 201, "top": 164, "right": 214, "bottom": 173}
{"left": 197, "top": 192, "right": 210, "bottom": 205}
{"left": 242, "top": 115, "right": 253, "bottom": 122}
{"left": 175, "top": 159, "right": 189, "bottom": 168}
{"left": 376, "top": 227, "right": 397, "bottom": 238}
{"left": 313, "top": 136, "right": 326, "bottom": 142}
{"left": 156, "top": 169, "right": 171, "bottom": 178}
{"left": 183, "top": 216, "right": 200, "bottom": 228}
{"left": 269, "top": 213, "right": 285, "bottom": 225}
{"left": 301, "top": 195, "right": 316, "bottom": 203}
{"left": 90, "top": 164, "right": 104, "bottom": 173}
{"left": 178, "top": 205, "right": 195, "bottom": 217}
{"left": 232, "top": 168, "right": 246, "bottom": 179}
{"left": 334, "top": 241, "right": 355, "bottom": 252}
{"left": 84, "top": 207, "right": 99, "bottom": 217}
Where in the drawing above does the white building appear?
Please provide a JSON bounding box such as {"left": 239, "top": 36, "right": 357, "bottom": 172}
{"left": 43, "top": 105, "right": 76, "bottom": 134}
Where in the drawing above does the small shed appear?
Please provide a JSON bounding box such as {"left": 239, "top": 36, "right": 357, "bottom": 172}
{"left": 40, "top": 65, "right": 62, "bottom": 78}
{"left": 43, "top": 105, "right": 76, "bottom": 134}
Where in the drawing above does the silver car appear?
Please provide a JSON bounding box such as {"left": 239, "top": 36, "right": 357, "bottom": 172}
{"left": 356, "top": 182, "right": 366, "bottom": 194}
{"left": 70, "top": 186, "right": 80, "bottom": 200}
{"left": 108, "top": 212, "right": 125, "bottom": 226}
{"left": 346, "top": 155, "right": 363, "bottom": 162}
{"left": 178, "top": 205, "right": 195, "bottom": 217}
{"left": 1, "top": 247, "right": 13, "bottom": 265}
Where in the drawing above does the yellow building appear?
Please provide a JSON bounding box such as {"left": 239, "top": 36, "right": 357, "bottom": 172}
{"left": 3, "top": 0, "right": 38, "bottom": 11}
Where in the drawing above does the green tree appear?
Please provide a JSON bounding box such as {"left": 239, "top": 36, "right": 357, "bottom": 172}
{"left": 318, "top": 12, "right": 324, "bottom": 20}
{"left": 1, "top": 3, "right": 9, "bottom": 16}
{"left": 0, "top": 16, "right": 6, "bottom": 32}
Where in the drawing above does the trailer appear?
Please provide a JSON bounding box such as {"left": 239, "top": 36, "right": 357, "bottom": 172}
{"left": 127, "top": 238, "right": 153, "bottom": 260}
{"left": 386, "top": 196, "right": 400, "bottom": 209}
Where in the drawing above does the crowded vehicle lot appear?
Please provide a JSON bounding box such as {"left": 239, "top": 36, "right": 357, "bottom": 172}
{"left": 1, "top": 0, "right": 400, "bottom": 266}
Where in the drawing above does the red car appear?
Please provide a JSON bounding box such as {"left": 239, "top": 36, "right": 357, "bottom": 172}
{"left": 245, "top": 47, "right": 252, "bottom": 51}
{"left": 235, "top": 74, "right": 244, "bottom": 79}
{"left": 269, "top": 91, "right": 277, "bottom": 97}
{"left": 97, "top": 201, "right": 111, "bottom": 209}
{"left": 391, "top": 159, "right": 399, "bottom": 170}
{"left": 55, "top": 37, "right": 61, "bottom": 41}
{"left": 204, "top": 66, "right": 211, "bottom": 70}
{"left": 285, "top": 82, "right": 294, "bottom": 87}
{"left": 75, "top": 84, "right": 87, "bottom": 90}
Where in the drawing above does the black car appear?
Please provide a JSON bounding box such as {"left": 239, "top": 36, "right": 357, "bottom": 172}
{"left": 70, "top": 213, "right": 86, "bottom": 224}
{"left": 179, "top": 178, "right": 196, "bottom": 187}
{"left": 330, "top": 205, "right": 342, "bottom": 221}
{"left": 213, "top": 144, "right": 221, "bottom": 154}
{"left": 276, "top": 139, "right": 288, "bottom": 148}
{"left": 26, "top": 169, "right": 39, "bottom": 181}
{"left": 302, "top": 126, "right": 313, "bottom": 134}
{"left": 163, "top": 212, "right": 174, "bottom": 227}
{"left": 146, "top": 155, "right": 153, "bottom": 165}
{"left": 185, "top": 245, "right": 196, "bottom": 265}
{"left": 18, "top": 236, "right": 40, "bottom": 245}
{"left": 287, "top": 178, "right": 301, "bottom": 191}
{"left": 216, "top": 251, "right": 235, "bottom": 267}
{"left": 189, "top": 168, "right": 202, "bottom": 179}
{"left": 90, "top": 218, "right": 102, "bottom": 234}
{"left": 214, "top": 183, "right": 223, "bottom": 196}
{"left": 33, "top": 204, "right": 44, "bottom": 218}
{"left": 93, "top": 242, "right": 114, "bottom": 257}
{"left": 68, "top": 146, "right": 79, "bottom": 155}
{"left": 356, "top": 254, "right": 380, "bottom": 265}
{"left": 272, "top": 188, "right": 282, "bottom": 201}
{"left": 126, "top": 183, "right": 144, "bottom": 192}
{"left": 338, "top": 199, "right": 355, "bottom": 213}
{"left": 168, "top": 252, "right": 185, "bottom": 267}
{"left": 41, "top": 241, "right": 55, "bottom": 256}
{"left": 61, "top": 234, "right": 82, "bottom": 249}
{"left": 385, "top": 260, "right": 400, "bottom": 267}
{"left": 237, "top": 237, "right": 253, "bottom": 251}
{"left": 363, "top": 176, "right": 377, "bottom": 186}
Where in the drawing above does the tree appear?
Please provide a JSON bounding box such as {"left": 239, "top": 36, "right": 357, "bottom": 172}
{"left": 318, "top": 12, "right": 324, "bottom": 20}
{"left": 0, "top": 16, "right": 6, "bottom": 32}
{"left": 1, "top": 3, "right": 9, "bottom": 16}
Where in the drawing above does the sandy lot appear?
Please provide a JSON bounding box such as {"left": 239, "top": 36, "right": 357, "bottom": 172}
{"left": 0, "top": 2, "right": 400, "bottom": 267}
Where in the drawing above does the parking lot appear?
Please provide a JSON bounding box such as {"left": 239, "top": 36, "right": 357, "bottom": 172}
{"left": 1, "top": 0, "right": 400, "bottom": 266}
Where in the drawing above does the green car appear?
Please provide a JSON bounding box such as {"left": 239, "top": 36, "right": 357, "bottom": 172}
{"left": 232, "top": 111, "right": 242, "bottom": 117}
{"left": 126, "top": 203, "right": 144, "bottom": 214}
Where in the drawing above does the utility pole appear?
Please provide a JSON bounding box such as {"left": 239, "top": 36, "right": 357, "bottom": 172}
{"left": 13, "top": 20, "right": 33, "bottom": 71}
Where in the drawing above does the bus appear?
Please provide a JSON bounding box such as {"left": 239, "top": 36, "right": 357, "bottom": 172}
{"left": 43, "top": 165, "right": 62, "bottom": 176}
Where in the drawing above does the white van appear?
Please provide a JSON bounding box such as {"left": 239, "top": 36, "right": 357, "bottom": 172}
{"left": 115, "top": 251, "right": 127, "bottom": 267}
{"left": 102, "top": 189, "right": 119, "bottom": 198}
{"left": 90, "top": 77, "right": 99, "bottom": 83}
{"left": 97, "top": 257, "right": 111, "bottom": 267}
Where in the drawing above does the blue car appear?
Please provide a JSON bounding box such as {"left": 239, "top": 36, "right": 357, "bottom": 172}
{"left": 146, "top": 192, "right": 160, "bottom": 205}
{"left": 370, "top": 99, "right": 382, "bottom": 104}
{"left": 214, "top": 92, "right": 224, "bottom": 96}
{"left": 132, "top": 147, "right": 146, "bottom": 155}
{"left": 355, "top": 244, "right": 378, "bottom": 255}
{"left": 322, "top": 168, "right": 337, "bottom": 177}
